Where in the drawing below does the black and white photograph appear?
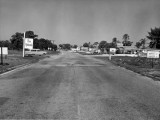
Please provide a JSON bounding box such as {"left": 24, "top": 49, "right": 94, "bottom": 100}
{"left": 0, "top": 0, "right": 160, "bottom": 119}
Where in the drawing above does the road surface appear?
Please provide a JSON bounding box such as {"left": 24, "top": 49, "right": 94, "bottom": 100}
{"left": 0, "top": 51, "right": 160, "bottom": 120}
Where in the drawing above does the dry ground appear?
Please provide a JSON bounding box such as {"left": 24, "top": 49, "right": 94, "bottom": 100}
{"left": 0, "top": 50, "right": 59, "bottom": 74}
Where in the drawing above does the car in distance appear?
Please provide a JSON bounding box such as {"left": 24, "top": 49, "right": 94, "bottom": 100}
{"left": 25, "top": 49, "right": 47, "bottom": 56}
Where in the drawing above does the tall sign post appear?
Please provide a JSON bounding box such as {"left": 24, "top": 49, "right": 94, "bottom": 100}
{"left": 23, "top": 32, "right": 25, "bottom": 57}
{"left": 147, "top": 51, "right": 159, "bottom": 68}
{"left": 0, "top": 46, "right": 3, "bottom": 65}
{"left": 23, "top": 32, "right": 33, "bottom": 57}
{"left": 0, "top": 47, "right": 8, "bottom": 65}
{"left": 109, "top": 48, "right": 116, "bottom": 60}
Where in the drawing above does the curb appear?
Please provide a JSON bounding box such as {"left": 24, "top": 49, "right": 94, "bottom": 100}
{"left": 0, "top": 63, "right": 32, "bottom": 76}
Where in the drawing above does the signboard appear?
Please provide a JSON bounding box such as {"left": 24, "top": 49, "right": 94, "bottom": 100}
{"left": 24, "top": 38, "right": 33, "bottom": 49}
{"left": 147, "top": 51, "right": 159, "bottom": 58}
{"left": 110, "top": 48, "right": 116, "bottom": 53}
{"left": 0, "top": 47, "right": 8, "bottom": 55}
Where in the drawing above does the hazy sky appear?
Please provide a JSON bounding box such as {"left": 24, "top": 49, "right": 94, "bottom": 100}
{"left": 0, "top": 0, "right": 160, "bottom": 45}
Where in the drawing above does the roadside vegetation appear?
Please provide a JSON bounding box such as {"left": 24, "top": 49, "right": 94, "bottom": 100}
{"left": 94, "top": 56, "right": 160, "bottom": 81}
{"left": 0, "top": 31, "right": 57, "bottom": 51}
{"left": 0, "top": 50, "right": 60, "bottom": 74}
{"left": 0, "top": 30, "right": 60, "bottom": 74}
{"left": 78, "top": 27, "right": 160, "bottom": 81}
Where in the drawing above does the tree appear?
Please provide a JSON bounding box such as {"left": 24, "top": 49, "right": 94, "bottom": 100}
{"left": 135, "top": 42, "right": 142, "bottom": 48}
{"left": 25, "top": 31, "right": 38, "bottom": 39}
{"left": 59, "top": 44, "right": 63, "bottom": 48}
{"left": 38, "top": 38, "right": 50, "bottom": 50}
{"left": 112, "top": 37, "right": 117, "bottom": 43}
{"left": 98, "top": 41, "right": 107, "bottom": 53}
{"left": 0, "top": 40, "right": 12, "bottom": 49}
{"left": 10, "top": 32, "right": 24, "bottom": 50}
{"left": 83, "top": 43, "right": 89, "bottom": 47}
{"left": 63, "top": 44, "right": 71, "bottom": 50}
{"left": 147, "top": 27, "right": 160, "bottom": 48}
{"left": 90, "top": 44, "right": 94, "bottom": 48}
{"left": 9, "top": 31, "right": 58, "bottom": 51}
{"left": 112, "top": 37, "right": 118, "bottom": 48}
{"left": 123, "top": 34, "right": 129, "bottom": 42}
{"left": 122, "top": 34, "right": 133, "bottom": 46}
{"left": 93, "top": 42, "right": 99, "bottom": 45}
{"left": 52, "top": 44, "right": 57, "bottom": 51}
{"left": 33, "top": 38, "right": 39, "bottom": 49}
{"left": 98, "top": 41, "right": 107, "bottom": 49}
{"left": 140, "top": 38, "right": 146, "bottom": 49}
{"left": 73, "top": 45, "right": 78, "bottom": 48}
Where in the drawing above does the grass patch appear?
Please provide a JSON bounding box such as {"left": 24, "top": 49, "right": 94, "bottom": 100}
{"left": 0, "top": 50, "right": 60, "bottom": 74}
{"left": 94, "top": 56, "right": 160, "bottom": 81}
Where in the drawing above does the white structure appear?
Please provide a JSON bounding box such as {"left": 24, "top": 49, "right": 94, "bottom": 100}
{"left": 24, "top": 38, "right": 33, "bottom": 49}
{"left": 0, "top": 47, "right": 8, "bottom": 55}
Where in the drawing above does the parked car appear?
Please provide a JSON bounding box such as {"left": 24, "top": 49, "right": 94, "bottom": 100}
{"left": 25, "top": 49, "right": 47, "bottom": 56}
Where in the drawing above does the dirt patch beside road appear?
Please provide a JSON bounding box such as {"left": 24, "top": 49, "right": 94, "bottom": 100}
{"left": 94, "top": 56, "right": 160, "bottom": 81}
{"left": 0, "top": 50, "right": 60, "bottom": 74}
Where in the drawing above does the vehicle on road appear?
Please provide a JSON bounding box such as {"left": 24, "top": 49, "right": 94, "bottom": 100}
{"left": 25, "top": 49, "right": 47, "bottom": 56}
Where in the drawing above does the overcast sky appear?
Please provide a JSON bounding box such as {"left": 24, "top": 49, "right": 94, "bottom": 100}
{"left": 0, "top": 0, "right": 160, "bottom": 45}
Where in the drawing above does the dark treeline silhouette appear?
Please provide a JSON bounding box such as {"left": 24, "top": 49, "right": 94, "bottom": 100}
{"left": 0, "top": 30, "right": 57, "bottom": 51}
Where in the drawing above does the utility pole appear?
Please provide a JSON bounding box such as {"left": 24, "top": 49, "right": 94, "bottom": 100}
{"left": 23, "top": 32, "right": 25, "bottom": 57}
{"left": 0, "top": 46, "right": 3, "bottom": 65}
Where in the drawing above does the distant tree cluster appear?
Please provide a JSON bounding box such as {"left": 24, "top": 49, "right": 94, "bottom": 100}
{"left": 72, "top": 44, "right": 78, "bottom": 48}
{"left": 0, "top": 31, "right": 57, "bottom": 51}
{"left": 0, "top": 40, "right": 12, "bottom": 49}
{"left": 81, "top": 34, "right": 134, "bottom": 53}
{"left": 147, "top": 27, "right": 160, "bottom": 49}
{"left": 59, "top": 44, "right": 71, "bottom": 50}
{"left": 98, "top": 40, "right": 118, "bottom": 53}
{"left": 83, "top": 42, "right": 89, "bottom": 47}
{"left": 122, "top": 34, "right": 133, "bottom": 46}
{"left": 134, "top": 27, "right": 160, "bottom": 49}
{"left": 135, "top": 38, "right": 146, "bottom": 49}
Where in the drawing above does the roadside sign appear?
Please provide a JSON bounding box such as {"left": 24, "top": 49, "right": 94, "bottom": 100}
{"left": 109, "top": 48, "right": 116, "bottom": 60}
{"left": 147, "top": 51, "right": 159, "bottom": 58}
{"left": 24, "top": 38, "right": 33, "bottom": 49}
{"left": 0, "top": 47, "right": 8, "bottom": 55}
{"left": 110, "top": 48, "right": 116, "bottom": 53}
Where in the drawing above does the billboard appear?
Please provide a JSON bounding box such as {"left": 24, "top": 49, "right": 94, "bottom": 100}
{"left": 0, "top": 47, "right": 8, "bottom": 55}
{"left": 24, "top": 38, "right": 33, "bottom": 49}
{"left": 147, "top": 51, "right": 159, "bottom": 58}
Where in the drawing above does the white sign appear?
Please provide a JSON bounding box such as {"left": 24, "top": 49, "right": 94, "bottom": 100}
{"left": 24, "top": 38, "right": 33, "bottom": 49}
{"left": 0, "top": 47, "right": 8, "bottom": 55}
{"left": 147, "top": 51, "right": 159, "bottom": 58}
{"left": 110, "top": 48, "right": 116, "bottom": 53}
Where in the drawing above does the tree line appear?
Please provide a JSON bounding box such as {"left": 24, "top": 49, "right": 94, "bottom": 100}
{"left": 0, "top": 31, "right": 57, "bottom": 51}
{"left": 59, "top": 44, "right": 78, "bottom": 50}
{"left": 135, "top": 27, "right": 160, "bottom": 49}
{"left": 82, "top": 27, "right": 160, "bottom": 51}
{"left": 82, "top": 34, "right": 133, "bottom": 52}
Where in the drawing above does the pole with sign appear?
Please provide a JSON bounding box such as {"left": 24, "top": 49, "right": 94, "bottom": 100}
{"left": 23, "top": 32, "right": 33, "bottom": 57}
{"left": 147, "top": 51, "right": 159, "bottom": 68}
{"left": 23, "top": 32, "right": 25, "bottom": 57}
{"left": 0, "top": 46, "right": 3, "bottom": 65}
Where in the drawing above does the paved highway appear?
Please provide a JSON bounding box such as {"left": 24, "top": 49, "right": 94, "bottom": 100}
{"left": 0, "top": 51, "right": 160, "bottom": 119}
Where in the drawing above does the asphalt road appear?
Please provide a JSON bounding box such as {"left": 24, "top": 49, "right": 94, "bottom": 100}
{"left": 0, "top": 51, "right": 160, "bottom": 120}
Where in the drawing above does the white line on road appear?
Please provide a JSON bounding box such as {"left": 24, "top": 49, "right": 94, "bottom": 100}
{"left": 78, "top": 104, "right": 81, "bottom": 120}
{"left": 54, "top": 64, "right": 104, "bottom": 67}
